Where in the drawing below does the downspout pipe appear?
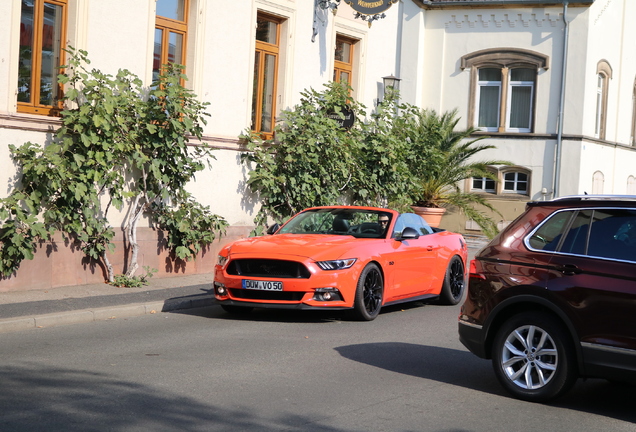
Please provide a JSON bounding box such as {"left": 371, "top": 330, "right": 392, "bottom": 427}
{"left": 553, "top": 0, "right": 569, "bottom": 198}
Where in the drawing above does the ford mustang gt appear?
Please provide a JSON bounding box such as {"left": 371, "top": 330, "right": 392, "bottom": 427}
{"left": 214, "top": 206, "right": 468, "bottom": 320}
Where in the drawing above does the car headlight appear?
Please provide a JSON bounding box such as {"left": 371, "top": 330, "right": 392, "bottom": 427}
{"left": 316, "top": 258, "right": 357, "bottom": 270}
{"left": 217, "top": 255, "right": 228, "bottom": 266}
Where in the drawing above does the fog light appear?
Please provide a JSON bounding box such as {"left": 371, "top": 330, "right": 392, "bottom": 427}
{"left": 215, "top": 282, "right": 227, "bottom": 296}
{"left": 313, "top": 288, "right": 342, "bottom": 302}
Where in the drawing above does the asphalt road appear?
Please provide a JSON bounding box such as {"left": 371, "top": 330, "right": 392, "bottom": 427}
{"left": 1, "top": 298, "right": 634, "bottom": 431}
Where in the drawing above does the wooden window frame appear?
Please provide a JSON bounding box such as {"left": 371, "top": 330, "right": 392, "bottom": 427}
{"left": 334, "top": 35, "right": 356, "bottom": 88}
{"left": 252, "top": 12, "right": 282, "bottom": 138}
{"left": 17, "top": 0, "right": 68, "bottom": 116}
{"left": 154, "top": 0, "right": 189, "bottom": 78}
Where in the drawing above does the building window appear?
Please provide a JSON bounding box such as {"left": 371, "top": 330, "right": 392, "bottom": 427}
{"left": 252, "top": 13, "right": 282, "bottom": 137}
{"left": 503, "top": 171, "right": 528, "bottom": 194}
{"left": 476, "top": 68, "right": 501, "bottom": 130}
{"left": 17, "top": 0, "right": 67, "bottom": 116}
{"left": 154, "top": 0, "right": 189, "bottom": 81}
{"left": 461, "top": 48, "right": 548, "bottom": 133}
{"left": 595, "top": 60, "right": 612, "bottom": 140}
{"left": 334, "top": 35, "right": 356, "bottom": 87}
{"left": 469, "top": 166, "right": 530, "bottom": 196}
{"left": 592, "top": 171, "right": 604, "bottom": 194}
{"left": 471, "top": 176, "right": 496, "bottom": 193}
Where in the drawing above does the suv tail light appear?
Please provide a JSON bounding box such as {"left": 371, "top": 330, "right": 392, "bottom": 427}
{"left": 469, "top": 259, "right": 486, "bottom": 280}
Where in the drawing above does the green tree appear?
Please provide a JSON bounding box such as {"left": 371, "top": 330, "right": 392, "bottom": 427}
{"left": 0, "top": 48, "right": 227, "bottom": 283}
{"left": 242, "top": 82, "right": 366, "bottom": 232}
{"left": 402, "top": 108, "right": 510, "bottom": 238}
{"left": 242, "top": 84, "right": 508, "bottom": 238}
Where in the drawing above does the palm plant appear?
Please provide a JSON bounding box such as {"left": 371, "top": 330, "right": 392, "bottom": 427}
{"left": 398, "top": 108, "right": 511, "bottom": 238}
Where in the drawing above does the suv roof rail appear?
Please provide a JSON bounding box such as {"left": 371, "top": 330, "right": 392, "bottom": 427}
{"left": 550, "top": 194, "right": 636, "bottom": 202}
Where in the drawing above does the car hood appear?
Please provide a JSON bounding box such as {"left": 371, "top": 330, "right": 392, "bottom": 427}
{"left": 227, "top": 234, "right": 374, "bottom": 260}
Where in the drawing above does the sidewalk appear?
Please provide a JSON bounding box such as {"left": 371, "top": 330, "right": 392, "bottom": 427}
{"left": 0, "top": 274, "right": 216, "bottom": 333}
{"left": 0, "top": 236, "right": 489, "bottom": 334}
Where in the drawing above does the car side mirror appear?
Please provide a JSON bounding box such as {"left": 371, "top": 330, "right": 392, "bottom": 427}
{"left": 397, "top": 227, "right": 420, "bottom": 241}
{"left": 266, "top": 223, "right": 280, "bottom": 235}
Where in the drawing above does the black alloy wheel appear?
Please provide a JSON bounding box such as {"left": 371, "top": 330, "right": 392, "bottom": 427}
{"left": 437, "top": 256, "right": 465, "bottom": 305}
{"left": 352, "top": 263, "right": 383, "bottom": 321}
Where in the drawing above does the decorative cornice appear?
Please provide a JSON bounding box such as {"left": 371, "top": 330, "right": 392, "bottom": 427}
{"left": 446, "top": 12, "right": 562, "bottom": 28}
{"left": 413, "top": 0, "right": 593, "bottom": 10}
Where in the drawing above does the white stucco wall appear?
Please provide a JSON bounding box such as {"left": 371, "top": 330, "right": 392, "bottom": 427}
{"left": 418, "top": 6, "right": 567, "bottom": 134}
{"left": 581, "top": 0, "right": 629, "bottom": 142}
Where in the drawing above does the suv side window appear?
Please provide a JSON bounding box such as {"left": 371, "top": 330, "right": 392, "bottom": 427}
{"left": 587, "top": 209, "right": 636, "bottom": 261}
{"left": 528, "top": 210, "right": 572, "bottom": 251}
{"left": 559, "top": 210, "right": 592, "bottom": 255}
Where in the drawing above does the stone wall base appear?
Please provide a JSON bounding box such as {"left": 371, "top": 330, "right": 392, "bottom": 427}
{"left": 0, "top": 226, "right": 252, "bottom": 293}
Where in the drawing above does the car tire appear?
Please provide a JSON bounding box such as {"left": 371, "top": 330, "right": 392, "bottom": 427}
{"left": 220, "top": 304, "right": 254, "bottom": 314}
{"left": 437, "top": 255, "right": 465, "bottom": 305}
{"left": 491, "top": 312, "right": 577, "bottom": 402}
{"left": 352, "top": 263, "right": 383, "bottom": 321}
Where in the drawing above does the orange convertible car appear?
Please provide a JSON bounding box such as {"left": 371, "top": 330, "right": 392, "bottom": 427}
{"left": 214, "top": 206, "right": 468, "bottom": 320}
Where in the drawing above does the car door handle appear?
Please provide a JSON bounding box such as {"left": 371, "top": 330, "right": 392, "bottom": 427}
{"left": 559, "top": 264, "right": 582, "bottom": 276}
{"left": 427, "top": 245, "right": 438, "bottom": 251}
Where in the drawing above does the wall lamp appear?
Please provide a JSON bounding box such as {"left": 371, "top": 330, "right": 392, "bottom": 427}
{"left": 377, "top": 74, "right": 401, "bottom": 106}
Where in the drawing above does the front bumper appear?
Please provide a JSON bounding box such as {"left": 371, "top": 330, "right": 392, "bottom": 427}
{"left": 213, "top": 262, "right": 360, "bottom": 309}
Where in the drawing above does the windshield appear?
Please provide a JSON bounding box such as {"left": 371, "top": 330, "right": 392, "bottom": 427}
{"left": 278, "top": 208, "right": 392, "bottom": 239}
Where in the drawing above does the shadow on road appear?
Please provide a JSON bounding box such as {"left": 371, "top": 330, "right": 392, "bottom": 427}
{"left": 335, "top": 342, "right": 636, "bottom": 424}
{"left": 0, "top": 364, "right": 351, "bottom": 432}
{"left": 175, "top": 299, "right": 438, "bottom": 324}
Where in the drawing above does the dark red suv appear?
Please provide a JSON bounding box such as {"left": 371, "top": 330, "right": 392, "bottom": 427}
{"left": 459, "top": 195, "right": 636, "bottom": 402}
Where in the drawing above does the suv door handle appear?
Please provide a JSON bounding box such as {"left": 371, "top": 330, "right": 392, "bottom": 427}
{"left": 559, "top": 264, "right": 582, "bottom": 276}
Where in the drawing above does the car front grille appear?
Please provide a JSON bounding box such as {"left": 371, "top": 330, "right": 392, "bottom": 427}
{"left": 229, "top": 289, "right": 305, "bottom": 302}
{"left": 226, "top": 259, "right": 311, "bottom": 279}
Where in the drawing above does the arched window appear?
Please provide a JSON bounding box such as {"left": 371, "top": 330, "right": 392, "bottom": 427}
{"left": 461, "top": 48, "right": 549, "bottom": 133}
{"left": 469, "top": 166, "right": 531, "bottom": 196}
{"left": 592, "top": 171, "right": 605, "bottom": 194}
{"left": 502, "top": 170, "right": 529, "bottom": 195}
{"left": 595, "top": 60, "right": 612, "bottom": 140}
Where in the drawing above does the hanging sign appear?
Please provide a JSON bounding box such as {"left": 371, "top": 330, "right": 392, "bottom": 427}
{"left": 343, "top": 0, "right": 398, "bottom": 16}
{"left": 327, "top": 105, "right": 356, "bottom": 130}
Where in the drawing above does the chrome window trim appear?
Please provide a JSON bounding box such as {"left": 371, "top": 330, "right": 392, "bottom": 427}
{"left": 524, "top": 206, "right": 636, "bottom": 264}
{"left": 581, "top": 342, "right": 636, "bottom": 356}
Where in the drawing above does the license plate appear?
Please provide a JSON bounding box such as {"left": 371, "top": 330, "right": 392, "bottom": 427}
{"left": 242, "top": 279, "right": 283, "bottom": 291}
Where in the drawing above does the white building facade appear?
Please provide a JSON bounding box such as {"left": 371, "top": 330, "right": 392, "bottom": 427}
{"left": 1, "top": 0, "right": 634, "bottom": 291}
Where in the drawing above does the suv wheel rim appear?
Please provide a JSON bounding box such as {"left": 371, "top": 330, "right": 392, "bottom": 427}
{"left": 501, "top": 324, "right": 558, "bottom": 390}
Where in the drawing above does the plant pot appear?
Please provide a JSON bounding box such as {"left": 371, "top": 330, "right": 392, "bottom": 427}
{"left": 410, "top": 206, "right": 447, "bottom": 228}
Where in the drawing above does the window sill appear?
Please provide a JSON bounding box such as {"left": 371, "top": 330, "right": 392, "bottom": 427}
{"left": 0, "top": 112, "right": 62, "bottom": 133}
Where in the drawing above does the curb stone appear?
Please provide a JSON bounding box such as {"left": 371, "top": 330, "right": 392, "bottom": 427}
{"left": 0, "top": 295, "right": 216, "bottom": 334}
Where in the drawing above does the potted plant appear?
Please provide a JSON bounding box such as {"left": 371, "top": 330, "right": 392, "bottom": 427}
{"left": 396, "top": 108, "right": 510, "bottom": 237}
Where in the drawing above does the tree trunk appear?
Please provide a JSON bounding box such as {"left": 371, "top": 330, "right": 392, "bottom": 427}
{"left": 103, "top": 251, "right": 114, "bottom": 283}
{"left": 125, "top": 195, "right": 144, "bottom": 278}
